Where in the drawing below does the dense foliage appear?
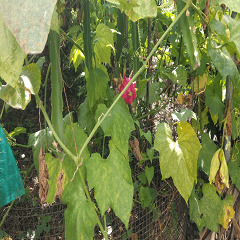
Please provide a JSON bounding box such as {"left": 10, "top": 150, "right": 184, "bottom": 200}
{"left": 1, "top": 0, "right": 240, "bottom": 238}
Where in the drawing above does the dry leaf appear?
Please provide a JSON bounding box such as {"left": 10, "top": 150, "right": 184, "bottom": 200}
{"left": 129, "top": 138, "right": 142, "bottom": 161}
{"left": 39, "top": 143, "right": 49, "bottom": 204}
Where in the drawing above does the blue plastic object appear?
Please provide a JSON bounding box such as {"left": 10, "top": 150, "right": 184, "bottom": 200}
{"left": 0, "top": 125, "right": 25, "bottom": 207}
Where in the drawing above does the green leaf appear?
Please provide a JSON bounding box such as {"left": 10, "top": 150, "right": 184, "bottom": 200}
{"left": 9, "top": 127, "right": 26, "bottom": 138}
{"left": 209, "top": 149, "right": 229, "bottom": 189}
{"left": 147, "top": 147, "right": 154, "bottom": 163}
{"left": 172, "top": 108, "right": 197, "bottom": 122}
{"left": 219, "top": 0, "right": 240, "bottom": 13}
{"left": 0, "top": 13, "right": 26, "bottom": 88}
{"left": 190, "top": 183, "right": 223, "bottom": 232}
{"left": 145, "top": 166, "right": 154, "bottom": 185}
{"left": 210, "top": 19, "right": 228, "bottom": 43}
{"left": 205, "top": 77, "right": 225, "bottom": 122}
{"left": 28, "top": 128, "right": 54, "bottom": 173}
{"left": 0, "top": 81, "right": 31, "bottom": 110}
{"left": 86, "top": 65, "right": 110, "bottom": 109}
{"left": 64, "top": 123, "right": 90, "bottom": 163}
{"left": 45, "top": 153, "right": 62, "bottom": 204}
{"left": 61, "top": 123, "right": 94, "bottom": 239}
{"left": 138, "top": 172, "right": 147, "bottom": 184}
{"left": 177, "top": 0, "right": 200, "bottom": 69}
{"left": 95, "top": 98, "right": 135, "bottom": 159}
{"left": 154, "top": 122, "right": 201, "bottom": 202}
{"left": 228, "top": 142, "right": 240, "bottom": 190}
{"left": 142, "top": 130, "right": 152, "bottom": 145}
{"left": 223, "top": 15, "right": 240, "bottom": 60}
{"left": 106, "top": 0, "right": 157, "bottom": 22}
{"left": 94, "top": 23, "right": 114, "bottom": 65}
{"left": 21, "top": 63, "right": 41, "bottom": 95}
{"left": 162, "top": 65, "right": 187, "bottom": 86}
{"left": 0, "top": 0, "right": 58, "bottom": 54}
{"left": 86, "top": 141, "right": 133, "bottom": 228}
{"left": 208, "top": 44, "right": 239, "bottom": 84}
{"left": 198, "top": 133, "right": 219, "bottom": 175}
{"left": 0, "top": 63, "right": 41, "bottom": 109}
{"left": 149, "top": 82, "right": 160, "bottom": 105}
{"left": 69, "top": 33, "right": 85, "bottom": 72}
{"left": 78, "top": 97, "right": 96, "bottom": 135}
{"left": 61, "top": 169, "right": 96, "bottom": 239}
{"left": 139, "top": 186, "right": 152, "bottom": 209}
{"left": 133, "top": 0, "right": 157, "bottom": 21}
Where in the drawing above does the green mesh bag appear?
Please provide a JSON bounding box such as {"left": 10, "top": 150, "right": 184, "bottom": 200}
{"left": 0, "top": 125, "right": 25, "bottom": 207}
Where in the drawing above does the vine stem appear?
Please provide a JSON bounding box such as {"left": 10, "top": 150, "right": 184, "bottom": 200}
{"left": 35, "top": 95, "right": 78, "bottom": 165}
{"left": 75, "top": 0, "right": 191, "bottom": 165}
{"left": 35, "top": 95, "right": 109, "bottom": 239}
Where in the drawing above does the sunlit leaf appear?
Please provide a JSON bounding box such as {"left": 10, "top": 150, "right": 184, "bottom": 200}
{"left": 69, "top": 33, "right": 85, "bottom": 72}
{"left": 154, "top": 122, "right": 201, "bottom": 202}
{"left": 86, "top": 141, "right": 133, "bottom": 228}
{"left": 106, "top": 0, "right": 157, "bottom": 22}
{"left": 209, "top": 149, "right": 229, "bottom": 190}
{"left": 0, "top": 0, "right": 58, "bottom": 54}
{"left": 172, "top": 108, "right": 197, "bottom": 122}
{"left": 0, "top": 13, "right": 25, "bottom": 88}
{"left": 94, "top": 23, "right": 114, "bottom": 65}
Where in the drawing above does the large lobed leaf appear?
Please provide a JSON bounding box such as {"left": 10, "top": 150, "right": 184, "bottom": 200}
{"left": 0, "top": 0, "right": 57, "bottom": 54}
{"left": 86, "top": 141, "right": 133, "bottom": 228}
{"left": 86, "top": 65, "right": 110, "bottom": 109}
{"left": 61, "top": 124, "right": 96, "bottom": 239}
{"left": 208, "top": 44, "right": 239, "bottom": 85}
{"left": 106, "top": 0, "right": 157, "bottom": 22}
{"left": 94, "top": 24, "right": 114, "bottom": 65}
{"left": 154, "top": 121, "right": 201, "bottom": 202}
{"left": 0, "top": 13, "right": 26, "bottom": 88}
{"left": 95, "top": 98, "right": 135, "bottom": 159}
{"left": 0, "top": 63, "right": 41, "bottom": 109}
{"left": 190, "top": 184, "right": 235, "bottom": 232}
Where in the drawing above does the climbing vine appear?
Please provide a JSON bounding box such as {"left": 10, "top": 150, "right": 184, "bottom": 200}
{"left": 1, "top": 0, "right": 240, "bottom": 239}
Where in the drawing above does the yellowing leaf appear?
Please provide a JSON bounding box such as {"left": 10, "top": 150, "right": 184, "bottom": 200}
{"left": 209, "top": 149, "right": 229, "bottom": 191}
{"left": 219, "top": 194, "right": 235, "bottom": 229}
{"left": 222, "top": 206, "right": 234, "bottom": 228}
{"left": 177, "top": 93, "right": 184, "bottom": 104}
{"left": 194, "top": 73, "right": 207, "bottom": 93}
{"left": 154, "top": 121, "right": 201, "bottom": 202}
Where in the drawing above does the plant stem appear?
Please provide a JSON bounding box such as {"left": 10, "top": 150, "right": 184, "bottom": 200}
{"left": 76, "top": 1, "right": 191, "bottom": 163}
{"left": 0, "top": 200, "right": 15, "bottom": 229}
{"left": 60, "top": 28, "right": 84, "bottom": 54}
{"left": 77, "top": 167, "right": 109, "bottom": 239}
{"left": 44, "top": 63, "right": 52, "bottom": 150}
{"left": 190, "top": 2, "right": 210, "bottom": 29}
{"left": 35, "top": 95, "right": 78, "bottom": 165}
{"left": 0, "top": 101, "right": 5, "bottom": 120}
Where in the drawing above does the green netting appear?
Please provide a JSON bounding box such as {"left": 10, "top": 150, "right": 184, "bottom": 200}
{"left": 0, "top": 125, "right": 25, "bottom": 207}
